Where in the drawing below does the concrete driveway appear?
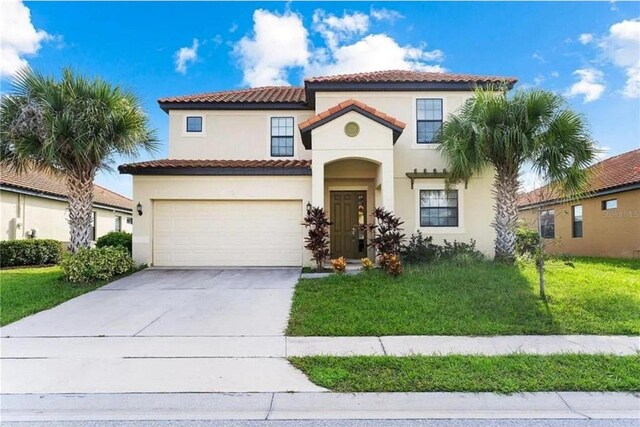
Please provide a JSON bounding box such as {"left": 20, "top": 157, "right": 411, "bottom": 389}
{"left": 1, "top": 268, "right": 324, "bottom": 394}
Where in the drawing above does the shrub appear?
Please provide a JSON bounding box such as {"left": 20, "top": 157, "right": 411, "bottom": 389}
{"left": 331, "top": 256, "right": 347, "bottom": 273}
{"left": 60, "top": 246, "right": 135, "bottom": 285}
{"left": 401, "top": 231, "right": 439, "bottom": 264}
{"left": 381, "top": 253, "right": 403, "bottom": 277}
{"left": 359, "top": 208, "right": 405, "bottom": 267}
{"left": 0, "top": 239, "right": 62, "bottom": 267}
{"left": 515, "top": 225, "right": 540, "bottom": 258}
{"left": 438, "top": 239, "right": 484, "bottom": 261}
{"left": 303, "top": 206, "right": 333, "bottom": 271}
{"left": 361, "top": 257, "right": 374, "bottom": 270}
{"left": 96, "top": 231, "right": 132, "bottom": 254}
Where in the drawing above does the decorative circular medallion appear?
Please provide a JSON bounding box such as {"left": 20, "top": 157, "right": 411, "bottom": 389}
{"left": 344, "top": 121, "right": 360, "bottom": 137}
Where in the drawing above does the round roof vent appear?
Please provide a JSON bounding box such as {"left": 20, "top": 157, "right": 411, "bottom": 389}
{"left": 344, "top": 121, "right": 360, "bottom": 137}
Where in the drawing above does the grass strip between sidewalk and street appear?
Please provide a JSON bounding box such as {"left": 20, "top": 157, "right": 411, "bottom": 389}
{"left": 290, "top": 354, "right": 640, "bottom": 393}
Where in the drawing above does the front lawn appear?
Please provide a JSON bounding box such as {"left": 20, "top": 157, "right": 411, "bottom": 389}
{"left": 290, "top": 355, "right": 640, "bottom": 393}
{"left": 287, "top": 257, "right": 640, "bottom": 336}
{"left": 0, "top": 266, "right": 105, "bottom": 326}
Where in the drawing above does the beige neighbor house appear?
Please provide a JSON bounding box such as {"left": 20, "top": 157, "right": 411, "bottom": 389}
{"left": 119, "top": 70, "right": 518, "bottom": 267}
{"left": 518, "top": 149, "right": 640, "bottom": 259}
{"left": 1, "top": 165, "right": 133, "bottom": 245}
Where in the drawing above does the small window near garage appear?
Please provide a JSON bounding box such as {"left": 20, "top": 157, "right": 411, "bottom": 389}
{"left": 417, "top": 99, "right": 443, "bottom": 144}
{"left": 271, "top": 117, "right": 294, "bottom": 157}
{"left": 420, "top": 190, "right": 458, "bottom": 227}
{"left": 186, "top": 116, "right": 203, "bottom": 133}
{"left": 602, "top": 199, "right": 617, "bottom": 210}
{"left": 126, "top": 217, "right": 133, "bottom": 225}
{"left": 115, "top": 215, "right": 122, "bottom": 232}
{"left": 540, "top": 209, "right": 555, "bottom": 239}
{"left": 572, "top": 205, "right": 583, "bottom": 238}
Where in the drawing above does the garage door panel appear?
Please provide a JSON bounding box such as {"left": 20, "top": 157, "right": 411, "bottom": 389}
{"left": 153, "top": 200, "right": 302, "bottom": 267}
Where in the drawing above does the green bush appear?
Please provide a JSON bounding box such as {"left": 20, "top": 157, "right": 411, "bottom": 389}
{"left": 60, "top": 246, "right": 135, "bottom": 285}
{"left": 96, "top": 231, "right": 132, "bottom": 254}
{"left": 516, "top": 225, "right": 540, "bottom": 257}
{"left": 401, "top": 233, "right": 484, "bottom": 264}
{"left": 0, "top": 239, "right": 62, "bottom": 267}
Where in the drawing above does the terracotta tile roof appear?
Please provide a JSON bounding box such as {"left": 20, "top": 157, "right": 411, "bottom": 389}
{"left": 518, "top": 149, "right": 640, "bottom": 208}
{"left": 158, "top": 86, "right": 306, "bottom": 104}
{"left": 299, "top": 99, "right": 406, "bottom": 131}
{"left": 0, "top": 165, "right": 132, "bottom": 211}
{"left": 305, "top": 69, "right": 518, "bottom": 85}
{"left": 119, "top": 159, "right": 312, "bottom": 174}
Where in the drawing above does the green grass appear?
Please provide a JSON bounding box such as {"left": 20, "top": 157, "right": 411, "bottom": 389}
{"left": 290, "top": 355, "right": 640, "bottom": 393}
{"left": 1, "top": 266, "right": 106, "bottom": 326}
{"left": 287, "top": 257, "right": 640, "bottom": 336}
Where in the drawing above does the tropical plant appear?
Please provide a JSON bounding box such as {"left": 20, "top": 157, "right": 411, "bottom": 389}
{"left": 331, "top": 256, "right": 347, "bottom": 273}
{"left": 302, "top": 206, "right": 333, "bottom": 271}
{"left": 359, "top": 207, "right": 405, "bottom": 266}
{"left": 96, "top": 231, "right": 132, "bottom": 254}
{"left": 437, "top": 86, "right": 596, "bottom": 262}
{"left": 360, "top": 257, "right": 374, "bottom": 270}
{"left": 60, "top": 246, "right": 135, "bottom": 285}
{"left": 0, "top": 68, "right": 157, "bottom": 252}
{"left": 380, "top": 253, "right": 403, "bottom": 277}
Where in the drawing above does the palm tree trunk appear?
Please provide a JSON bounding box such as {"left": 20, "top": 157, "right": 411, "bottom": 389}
{"left": 66, "top": 169, "right": 95, "bottom": 252}
{"left": 492, "top": 166, "right": 519, "bottom": 262}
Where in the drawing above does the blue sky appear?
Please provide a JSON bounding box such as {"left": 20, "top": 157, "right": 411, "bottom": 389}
{"left": 2, "top": 1, "right": 639, "bottom": 197}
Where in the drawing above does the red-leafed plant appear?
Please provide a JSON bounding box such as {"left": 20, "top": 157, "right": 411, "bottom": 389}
{"left": 302, "top": 206, "right": 333, "bottom": 272}
{"left": 359, "top": 207, "right": 405, "bottom": 267}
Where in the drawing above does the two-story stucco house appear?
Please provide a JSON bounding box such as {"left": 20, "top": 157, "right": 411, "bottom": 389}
{"left": 119, "top": 70, "right": 517, "bottom": 267}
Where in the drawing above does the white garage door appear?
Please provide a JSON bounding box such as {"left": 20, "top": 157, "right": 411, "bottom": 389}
{"left": 153, "top": 200, "right": 303, "bottom": 267}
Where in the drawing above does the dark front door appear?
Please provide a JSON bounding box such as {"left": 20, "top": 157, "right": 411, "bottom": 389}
{"left": 330, "top": 191, "right": 367, "bottom": 259}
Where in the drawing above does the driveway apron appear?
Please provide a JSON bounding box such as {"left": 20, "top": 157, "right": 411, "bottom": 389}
{"left": 0, "top": 268, "right": 324, "bottom": 393}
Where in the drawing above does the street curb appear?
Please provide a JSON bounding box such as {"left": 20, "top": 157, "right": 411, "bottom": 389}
{"left": 2, "top": 392, "right": 638, "bottom": 422}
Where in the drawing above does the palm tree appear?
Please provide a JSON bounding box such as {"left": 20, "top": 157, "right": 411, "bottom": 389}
{"left": 437, "top": 86, "right": 596, "bottom": 262}
{"left": 1, "top": 68, "right": 157, "bottom": 252}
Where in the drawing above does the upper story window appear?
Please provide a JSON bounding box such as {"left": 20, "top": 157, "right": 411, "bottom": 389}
{"left": 602, "top": 199, "right": 617, "bottom": 210}
{"left": 420, "top": 190, "right": 458, "bottom": 227}
{"left": 417, "top": 99, "right": 443, "bottom": 144}
{"left": 271, "top": 117, "right": 294, "bottom": 157}
{"left": 186, "top": 116, "right": 203, "bottom": 133}
{"left": 540, "top": 209, "right": 555, "bottom": 239}
{"left": 572, "top": 205, "right": 583, "bottom": 238}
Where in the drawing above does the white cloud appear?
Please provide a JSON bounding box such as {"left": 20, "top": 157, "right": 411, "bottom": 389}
{"left": 234, "top": 9, "right": 309, "bottom": 86}
{"left": 229, "top": 22, "right": 238, "bottom": 33}
{"left": 565, "top": 68, "right": 606, "bottom": 102}
{"left": 313, "top": 10, "right": 370, "bottom": 51}
{"left": 533, "top": 74, "right": 545, "bottom": 86}
{"left": 233, "top": 8, "right": 445, "bottom": 87}
{"left": 600, "top": 18, "right": 640, "bottom": 98}
{"left": 578, "top": 33, "right": 593, "bottom": 45}
{"left": 0, "top": 0, "right": 52, "bottom": 77}
{"left": 532, "top": 51, "right": 546, "bottom": 63}
{"left": 551, "top": 71, "right": 560, "bottom": 78}
{"left": 370, "top": 7, "right": 404, "bottom": 22}
{"left": 307, "top": 34, "right": 444, "bottom": 77}
{"left": 174, "top": 39, "right": 199, "bottom": 74}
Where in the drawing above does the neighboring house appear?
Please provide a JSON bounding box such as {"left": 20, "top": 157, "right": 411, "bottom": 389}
{"left": 1, "top": 165, "right": 133, "bottom": 244}
{"left": 119, "top": 70, "right": 517, "bottom": 267}
{"left": 518, "top": 149, "right": 640, "bottom": 259}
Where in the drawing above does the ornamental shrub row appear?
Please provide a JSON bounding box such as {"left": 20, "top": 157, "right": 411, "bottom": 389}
{"left": 60, "top": 246, "right": 135, "bottom": 285}
{"left": 0, "top": 239, "right": 62, "bottom": 267}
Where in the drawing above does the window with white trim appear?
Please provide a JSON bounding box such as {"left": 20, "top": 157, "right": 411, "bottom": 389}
{"left": 115, "top": 216, "right": 122, "bottom": 232}
{"left": 186, "top": 116, "right": 203, "bottom": 133}
{"left": 419, "top": 190, "right": 458, "bottom": 227}
{"left": 271, "top": 117, "right": 294, "bottom": 157}
{"left": 417, "top": 99, "right": 443, "bottom": 144}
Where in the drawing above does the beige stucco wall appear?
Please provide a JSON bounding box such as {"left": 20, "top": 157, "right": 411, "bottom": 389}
{"left": 131, "top": 175, "right": 312, "bottom": 266}
{"left": 519, "top": 189, "right": 640, "bottom": 258}
{"left": 168, "top": 109, "right": 315, "bottom": 160}
{"left": 0, "top": 190, "right": 132, "bottom": 244}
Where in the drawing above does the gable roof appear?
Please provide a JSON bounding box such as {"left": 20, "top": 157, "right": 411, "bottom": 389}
{"left": 158, "top": 70, "right": 519, "bottom": 112}
{"left": 518, "top": 149, "right": 640, "bottom": 209}
{"left": 119, "top": 159, "right": 312, "bottom": 176}
{"left": 298, "top": 99, "right": 406, "bottom": 149}
{"left": 0, "top": 165, "right": 133, "bottom": 212}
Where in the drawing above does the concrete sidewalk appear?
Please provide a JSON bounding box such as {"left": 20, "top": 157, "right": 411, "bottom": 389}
{"left": 2, "top": 392, "right": 638, "bottom": 422}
